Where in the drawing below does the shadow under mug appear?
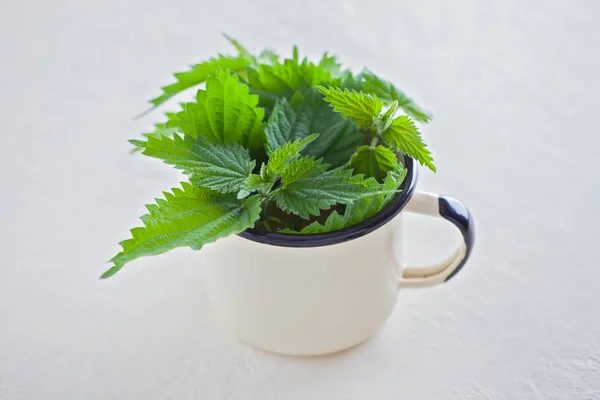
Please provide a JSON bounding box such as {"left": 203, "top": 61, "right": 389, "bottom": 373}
{"left": 202, "top": 157, "right": 474, "bottom": 356}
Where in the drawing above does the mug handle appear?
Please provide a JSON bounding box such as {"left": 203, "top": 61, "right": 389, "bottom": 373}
{"left": 397, "top": 191, "right": 475, "bottom": 288}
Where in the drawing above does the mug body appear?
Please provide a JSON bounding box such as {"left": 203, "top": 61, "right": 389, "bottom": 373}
{"left": 201, "top": 217, "right": 404, "bottom": 356}
{"left": 200, "top": 157, "right": 475, "bottom": 356}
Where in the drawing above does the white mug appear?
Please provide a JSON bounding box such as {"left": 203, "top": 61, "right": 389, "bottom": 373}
{"left": 202, "top": 158, "right": 474, "bottom": 356}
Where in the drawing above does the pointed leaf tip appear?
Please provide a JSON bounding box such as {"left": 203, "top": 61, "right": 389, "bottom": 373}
{"left": 100, "top": 266, "right": 120, "bottom": 279}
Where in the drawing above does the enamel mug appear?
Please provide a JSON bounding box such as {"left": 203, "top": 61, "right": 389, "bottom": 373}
{"left": 202, "top": 157, "right": 474, "bottom": 356}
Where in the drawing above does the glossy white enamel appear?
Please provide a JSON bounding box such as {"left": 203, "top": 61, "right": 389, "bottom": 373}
{"left": 202, "top": 192, "right": 468, "bottom": 355}
{"left": 203, "top": 221, "right": 399, "bottom": 356}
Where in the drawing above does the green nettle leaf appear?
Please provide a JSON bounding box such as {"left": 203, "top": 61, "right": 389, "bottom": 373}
{"left": 102, "top": 184, "right": 262, "bottom": 278}
{"left": 149, "top": 56, "right": 252, "bottom": 109}
{"left": 247, "top": 58, "right": 337, "bottom": 109}
{"left": 382, "top": 116, "right": 435, "bottom": 171}
{"left": 361, "top": 71, "right": 432, "bottom": 123}
{"left": 348, "top": 145, "right": 398, "bottom": 182}
{"left": 257, "top": 49, "right": 280, "bottom": 65}
{"left": 139, "top": 134, "right": 254, "bottom": 194}
{"left": 264, "top": 91, "right": 362, "bottom": 167}
{"left": 171, "top": 70, "right": 265, "bottom": 149}
{"left": 299, "top": 58, "right": 338, "bottom": 86}
{"left": 318, "top": 53, "right": 343, "bottom": 79}
{"left": 266, "top": 134, "right": 319, "bottom": 175}
{"left": 337, "top": 70, "right": 363, "bottom": 91}
{"left": 247, "top": 63, "right": 304, "bottom": 108}
{"left": 130, "top": 119, "right": 180, "bottom": 152}
{"left": 264, "top": 100, "right": 308, "bottom": 156}
{"left": 384, "top": 162, "right": 409, "bottom": 196}
{"left": 289, "top": 163, "right": 407, "bottom": 233}
{"left": 297, "top": 211, "right": 346, "bottom": 234}
{"left": 144, "top": 122, "right": 179, "bottom": 141}
{"left": 316, "top": 86, "right": 383, "bottom": 128}
{"left": 237, "top": 174, "right": 272, "bottom": 199}
{"left": 317, "top": 84, "right": 435, "bottom": 172}
{"left": 274, "top": 157, "right": 392, "bottom": 218}
{"left": 380, "top": 101, "right": 399, "bottom": 126}
{"left": 343, "top": 164, "right": 407, "bottom": 226}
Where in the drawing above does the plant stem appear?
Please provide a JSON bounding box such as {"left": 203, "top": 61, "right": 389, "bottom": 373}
{"left": 260, "top": 197, "right": 271, "bottom": 220}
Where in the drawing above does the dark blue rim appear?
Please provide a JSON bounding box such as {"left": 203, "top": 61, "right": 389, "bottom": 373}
{"left": 237, "top": 157, "right": 418, "bottom": 247}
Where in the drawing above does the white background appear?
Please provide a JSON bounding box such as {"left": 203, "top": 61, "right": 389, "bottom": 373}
{"left": 1, "top": 0, "right": 600, "bottom": 399}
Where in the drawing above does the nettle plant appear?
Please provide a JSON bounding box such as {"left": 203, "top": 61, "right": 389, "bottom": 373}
{"left": 103, "top": 37, "right": 434, "bottom": 278}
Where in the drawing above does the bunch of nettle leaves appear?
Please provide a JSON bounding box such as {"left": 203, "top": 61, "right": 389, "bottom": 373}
{"left": 103, "top": 37, "right": 434, "bottom": 278}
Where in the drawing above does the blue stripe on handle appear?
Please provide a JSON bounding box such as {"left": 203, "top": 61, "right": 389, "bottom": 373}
{"left": 438, "top": 196, "right": 475, "bottom": 282}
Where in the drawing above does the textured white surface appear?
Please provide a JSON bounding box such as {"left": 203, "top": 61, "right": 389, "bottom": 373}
{"left": 1, "top": 0, "right": 600, "bottom": 399}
